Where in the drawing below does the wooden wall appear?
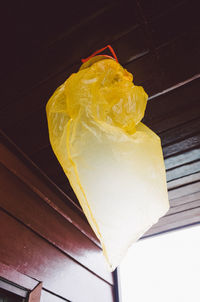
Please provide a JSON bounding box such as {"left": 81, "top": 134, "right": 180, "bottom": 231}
{"left": 143, "top": 77, "right": 200, "bottom": 237}
{"left": 0, "top": 133, "right": 116, "bottom": 302}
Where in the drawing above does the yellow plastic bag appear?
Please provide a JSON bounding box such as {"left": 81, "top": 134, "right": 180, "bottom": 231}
{"left": 46, "top": 46, "right": 169, "bottom": 271}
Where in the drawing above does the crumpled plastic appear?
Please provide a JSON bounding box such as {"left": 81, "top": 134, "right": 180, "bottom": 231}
{"left": 46, "top": 53, "right": 169, "bottom": 271}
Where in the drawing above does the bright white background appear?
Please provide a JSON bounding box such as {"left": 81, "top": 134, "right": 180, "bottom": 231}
{"left": 120, "top": 224, "right": 200, "bottom": 302}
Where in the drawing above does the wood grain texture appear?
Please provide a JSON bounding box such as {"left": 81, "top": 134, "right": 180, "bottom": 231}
{"left": 1, "top": 1, "right": 140, "bottom": 106}
{"left": 163, "top": 134, "right": 200, "bottom": 158}
{"left": 150, "top": 1, "right": 199, "bottom": 48}
{"left": 0, "top": 65, "right": 78, "bottom": 131}
{"left": 170, "top": 192, "right": 200, "bottom": 208}
{"left": 148, "top": 104, "right": 200, "bottom": 135}
{"left": 0, "top": 134, "right": 114, "bottom": 281}
{"left": 0, "top": 134, "right": 100, "bottom": 247}
{"left": 143, "top": 207, "right": 200, "bottom": 238}
{"left": 138, "top": 0, "right": 185, "bottom": 21}
{"left": 0, "top": 262, "right": 38, "bottom": 291}
{"left": 168, "top": 182, "right": 200, "bottom": 200}
{"left": 157, "top": 32, "right": 200, "bottom": 90}
{"left": 167, "top": 172, "right": 200, "bottom": 190}
{"left": 166, "top": 199, "right": 200, "bottom": 216}
{"left": 166, "top": 160, "right": 200, "bottom": 183}
{"left": 165, "top": 149, "right": 200, "bottom": 171}
{"left": 0, "top": 163, "right": 112, "bottom": 284}
{"left": 111, "top": 26, "right": 149, "bottom": 65}
{"left": 161, "top": 118, "right": 200, "bottom": 147}
{"left": 0, "top": 134, "right": 115, "bottom": 301}
{"left": 144, "top": 78, "right": 200, "bottom": 132}
{"left": 126, "top": 53, "right": 162, "bottom": 96}
{"left": 0, "top": 209, "right": 115, "bottom": 302}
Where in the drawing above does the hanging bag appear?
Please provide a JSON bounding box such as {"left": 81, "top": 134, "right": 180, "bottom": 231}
{"left": 46, "top": 45, "right": 169, "bottom": 271}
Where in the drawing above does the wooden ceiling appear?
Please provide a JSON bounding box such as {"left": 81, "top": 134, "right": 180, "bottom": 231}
{"left": 1, "top": 0, "right": 200, "bottom": 236}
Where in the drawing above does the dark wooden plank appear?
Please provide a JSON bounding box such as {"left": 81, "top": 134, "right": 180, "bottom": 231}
{"left": 161, "top": 118, "right": 200, "bottom": 147}
{"left": 1, "top": 0, "right": 115, "bottom": 101}
{"left": 126, "top": 32, "right": 200, "bottom": 97}
{"left": 0, "top": 28, "right": 152, "bottom": 132}
{"left": 143, "top": 77, "right": 200, "bottom": 130}
{"left": 4, "top": 108, "right": 49, "bottom": 155}
{"left": 150, "top": 1, "right": 198, "bottom": 48}
{"left": 157, "top": 31, "right": 200, "bottom": 91}
{"left": 138, "top": 0, "right": 185, "bottom": 21}
{"left": 138, "top": 77, "right": 162, "bottom": 98}
{"left": 170, "top": 191, "right": 200, "bottom": 207}
{"left": 0, "top": 262, "right": 38, "bottom": 291}
{"left": 1, "top": 127, "right": 80, "bottom": 207}
{"left": 58, "top": 183, "right": 79, "bottom": 206}
{"left": 32, "top": 148, "right": 82, "bottom": 206}
{"left": 167, "top": 199, "right": 200, "bottom": 216}
{"left": 1, "top": 1, "right": 140, "bottom": 106}
{"left": 43, "top": 0, "right": 141, "bottom": 66}
{"left": 148, "top": 103, "right": 200, "bottom": 134}
{"left": 7, "top": 83, "right": 200, "bottom": 159}
{"left": 32, "top": 148, "right": 67, "bottom": 181}
{"left": 0, "top": 209, "right": 115, "bottom": 302}
{"left": 165, "top": 149, "right": 200, "bottom": 171}
{"left": 167, "top": 172, "right": 200, "bottom": 190}
{"left": 0, "top": 133, "right": 100, "bottom": 247}
{"left": 163, "top": 134, "right": 200, "bottom": 158}
{"left": 125, "top": 53, "right": 162, "bottom": 96}
{"left": 0, "top": 163, "right": 112, "bottom": 284}
{"left": 112, "top": 26, "right": 149, "bottom": 65}
{"left": 1, "top": 45, "right": 199, "bottom": 153}
{"left": 28, "top": 150, "right": 79, "bottom": 205}
{"left": 168, "top": 182, "right": 200, "bottom": 200}
{"left": 143, "top": 207, "right": 200, "bottom": 238}
{"left": 2, "top": 0, "right": 113, "bottom": 73}
{"left": 0, "top": 65, "right": 78, "bottom": 131}
{"left": 0, "top": 163, "right": 111, "bottom": 283}
{"left": 33, "top": 162, "right": 69, "bottom": 188}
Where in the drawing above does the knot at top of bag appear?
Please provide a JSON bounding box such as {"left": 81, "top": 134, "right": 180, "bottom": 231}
{"left": 64, "top": 57, "right": 148, "bottom": 134}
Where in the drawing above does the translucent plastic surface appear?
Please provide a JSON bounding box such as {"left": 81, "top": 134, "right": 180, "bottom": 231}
{"left": 46, "top": 58, "right": 169, "bottom": 271}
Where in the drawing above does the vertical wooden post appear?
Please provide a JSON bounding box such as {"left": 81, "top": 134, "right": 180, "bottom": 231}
{"left": 28, "top": 282, "right": 42, "bottom": 302}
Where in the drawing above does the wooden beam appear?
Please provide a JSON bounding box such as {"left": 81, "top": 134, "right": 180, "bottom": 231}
{"left": 0, "top": 163, "right": 112, "bottom": 283}
{"left": 0, "top": 209, "right": 115, "bottom": 302}
{"left": 28, "top": 283, "right": 42, "bottom": 302}
{"left": 0, "top": 262, "right": 38, "bottom": 291}
{"left": 167, "top": 172, "right": 200, "bottom": 190}
{"left": 0, "top": 132, "right": 99, "bottom": 247}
